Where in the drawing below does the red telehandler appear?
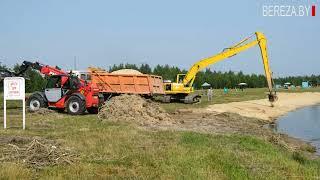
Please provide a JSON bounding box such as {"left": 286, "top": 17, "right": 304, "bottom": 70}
{"left": 15, "top": 61, "right": 165, "bottom": 115}
{"left": 17, "top": 61, "right": 102, "bottom": 115}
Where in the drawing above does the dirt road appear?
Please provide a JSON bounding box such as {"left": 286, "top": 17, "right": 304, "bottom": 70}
{"left": 204, "top": 92, "right": 320, "bottom": 121}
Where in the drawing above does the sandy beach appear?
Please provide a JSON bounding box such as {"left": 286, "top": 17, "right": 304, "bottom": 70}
{"left": 204, "top": 92, "right": 320, "bottom": 121}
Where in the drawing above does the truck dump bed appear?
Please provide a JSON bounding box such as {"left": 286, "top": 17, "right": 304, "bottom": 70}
{"left": 89, "top": 69, "right": 164, "bottom": 95}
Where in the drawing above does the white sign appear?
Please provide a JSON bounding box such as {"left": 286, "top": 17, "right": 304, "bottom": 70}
{"left": 3, "top": 77, "right": 26, "bottom": 129}
{"left": 4, "top": 77, "right": 25, "bottom": 99}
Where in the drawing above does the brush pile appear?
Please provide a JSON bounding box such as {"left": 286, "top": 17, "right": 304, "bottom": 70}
{"left": 0, "top": 137, "right": 76, "bottom": 169}
{"left": 27, "top": 108, "right": 56, "bottom": 115}
{"left": 98, "top": 94, "right": 171, "bottom": 126}
{"left": 27, "top": 108, "right": 65, "bottom": 119}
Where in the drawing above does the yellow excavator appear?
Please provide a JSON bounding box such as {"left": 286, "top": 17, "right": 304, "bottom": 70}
{"left": 163, "top": 32, "right": 278, "bottom": 104}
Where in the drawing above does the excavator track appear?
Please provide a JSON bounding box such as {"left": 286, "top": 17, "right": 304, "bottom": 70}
{"left": 183, "top": 94, "right": 201, "bottom": 104}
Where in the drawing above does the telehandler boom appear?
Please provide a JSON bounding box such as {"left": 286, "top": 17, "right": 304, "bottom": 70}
{"left": 163, "top": 32, "right": 277, "bottom": 103}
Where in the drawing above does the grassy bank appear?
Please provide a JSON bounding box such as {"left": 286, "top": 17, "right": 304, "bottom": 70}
{"left": 0, "top": 110, "right": 320, "bottom": 179}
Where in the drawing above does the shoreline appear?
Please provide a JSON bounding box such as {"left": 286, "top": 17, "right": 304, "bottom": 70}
{"left": 203, "top": 92, "right": 320, "bottom": 122}
{"left": 190, "top": 92, "right": 320, "bottom": 156}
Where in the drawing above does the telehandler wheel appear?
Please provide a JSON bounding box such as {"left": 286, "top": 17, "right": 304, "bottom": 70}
{"left": 66, "top": 96, "right": 86, "bottom": 115}
{"left": 27, "top": 94, "right": 46, "bottom": 112}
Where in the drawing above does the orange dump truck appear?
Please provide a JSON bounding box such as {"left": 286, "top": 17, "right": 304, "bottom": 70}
{"left": 88, "top": 68, "right": 164, "bottom": 99}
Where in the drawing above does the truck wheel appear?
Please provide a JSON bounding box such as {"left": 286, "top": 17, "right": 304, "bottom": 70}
{"left": 66, "top": 96, "right": 86, "bottom": 115}
{"left": 27, "top": 94, "right": 46, "bottom": 112}
{"left": 87, "top": 107, "right": 99, "bottom": 114}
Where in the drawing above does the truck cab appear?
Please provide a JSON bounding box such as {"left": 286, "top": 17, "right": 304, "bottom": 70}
{"left": 72, "top": 70, "right": 91, "bottom": 82}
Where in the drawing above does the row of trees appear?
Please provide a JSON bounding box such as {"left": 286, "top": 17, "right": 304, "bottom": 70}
{"left": 110, "top": 63, "right": 320, "bottom": 89}
{"left": 1, "top": 63, "right": 319, "bottom": 93}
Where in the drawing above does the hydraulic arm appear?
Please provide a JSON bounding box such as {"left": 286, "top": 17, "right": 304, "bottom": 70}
{"left": 1, "top": 61, "right": 67, "bottom": 82}
{"left": 17, "top": 61, "right": 67, "bottom": 76}
{"left": 164, "top": 32, "right": 278, "bottom": 103}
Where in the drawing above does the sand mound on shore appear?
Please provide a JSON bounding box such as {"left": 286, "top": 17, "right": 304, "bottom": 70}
{"left": 205, "top": 92, "right": 320, "bottom": 121}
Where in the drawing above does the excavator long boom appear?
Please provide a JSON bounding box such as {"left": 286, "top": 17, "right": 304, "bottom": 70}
{"left": 183, "top": 32, "right": 277, "bottom": 102}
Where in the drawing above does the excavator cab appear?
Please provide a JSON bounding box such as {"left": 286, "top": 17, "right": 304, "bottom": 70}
{"left": 163, "top": 73, "right": 198, "bottom": 103}
{"left": 177, "top": 74, "right": 185, "bottom": 83}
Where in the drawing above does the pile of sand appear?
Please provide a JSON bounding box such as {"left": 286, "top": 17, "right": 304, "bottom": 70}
{"left": 98, "top": 94, "right": 171, "bottom": 126}
{"left": 111, "top": 69, "right": 143, "bottom": 75}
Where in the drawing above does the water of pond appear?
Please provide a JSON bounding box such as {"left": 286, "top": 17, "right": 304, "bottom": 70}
{"left": 274, "top": 105, "right": 320, "bottom": 153}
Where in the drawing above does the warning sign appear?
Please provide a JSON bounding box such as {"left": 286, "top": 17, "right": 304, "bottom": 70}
{"left": 3, "top": 77, "right": 26, "bottom": 129}
{"left": 4, "top": 77, "right": 25, "bottom": 100}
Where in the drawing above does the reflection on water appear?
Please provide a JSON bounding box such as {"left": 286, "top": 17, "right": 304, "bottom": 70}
{"left": 274, "top": 105, "right": 320, "bottom": 153}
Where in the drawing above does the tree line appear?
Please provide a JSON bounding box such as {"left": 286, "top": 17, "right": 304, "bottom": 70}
{"left": 0, "top": 63, "right": 319, "bottom": 93}
{"left": 109, "top": 63, "right": 320, "bottom": 89}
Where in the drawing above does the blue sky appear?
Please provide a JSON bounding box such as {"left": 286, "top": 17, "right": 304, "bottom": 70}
{"left": 0, "top": 0, "right": 319, "bottom": 77}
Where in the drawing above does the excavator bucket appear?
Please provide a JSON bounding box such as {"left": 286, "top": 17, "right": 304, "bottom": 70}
{"left": 268, "top": 94, "right": 278, "bottom": 103}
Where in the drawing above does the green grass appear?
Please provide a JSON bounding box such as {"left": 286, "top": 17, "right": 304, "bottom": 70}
{"left": 0, "top": 111, "right": 320, "bottom": 179}
{"left": 1, "top": 88, "right": 320, "bottom": 179}
{"left": 161, "top": 87, "right": 320, "bottom": 112}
